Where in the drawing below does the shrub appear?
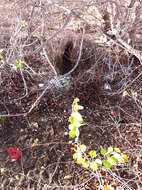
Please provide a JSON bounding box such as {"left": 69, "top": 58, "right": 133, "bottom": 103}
{"left": 69, "top": 98, "right": 128, "bottom": 171}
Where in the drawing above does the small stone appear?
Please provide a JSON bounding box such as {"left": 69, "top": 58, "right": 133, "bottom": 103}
{"left": 31, "top": 122, "right": 38, "bottom": 128}
{"left": 64, "top": 132, "right": 68, "bottom": 136}
{"left": 64, "top": 175, "right": 72, "bottom": 179}
{"left": 0, "top": 168, "right": 5, "bottom": 173}
{"left": 104, "top": 82, "right": 112, "bottom": 91}
{"left": 38, "top": 83, "right": 45, "bottom": 87}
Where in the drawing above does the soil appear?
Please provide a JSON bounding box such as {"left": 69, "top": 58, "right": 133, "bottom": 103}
{"left": 0, "top": 46, "right": 142, "bottom": 189}
{"left": 0, "top": 1, "right": 142, "bottom": 190}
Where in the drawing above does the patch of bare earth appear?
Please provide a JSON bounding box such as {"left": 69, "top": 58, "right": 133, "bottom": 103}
{"left": 0, "top": 0, "right": 142, "bottom": 190}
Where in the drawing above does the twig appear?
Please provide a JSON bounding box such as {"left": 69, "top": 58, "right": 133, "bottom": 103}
{"left": 29, "top": 12, "right": 72, "bottom": 55}
{"left": 24, "top": 84, "right": 49, "bottom": 116}
{"left": 43, "top": 48, "right": 57, "bottom": 77}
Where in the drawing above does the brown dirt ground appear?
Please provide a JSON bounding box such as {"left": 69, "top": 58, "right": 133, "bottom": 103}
{"left": 0, "top": 1, "right": 142, "bottom": 190}
{"left": 0, "top": 44, "right": 142, "bottom": 189}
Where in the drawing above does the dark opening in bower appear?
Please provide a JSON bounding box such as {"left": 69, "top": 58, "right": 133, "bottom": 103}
{"left": 58, "top": 41, "right": 73, "bottom": 75}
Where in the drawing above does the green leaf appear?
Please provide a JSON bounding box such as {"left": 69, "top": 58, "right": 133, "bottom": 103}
{"left": 77, "top": 157, "right": 83, "bottom": 164}
{"left": 90, "top": 161, "right": 98, "bottom": 171}
{"left": 69, "top": 130, "right": 76, "bottom": 138}
{"left": 89, "top": 150, "right": 97, "bottom": 158}
{"left": 69, "top": 124, "right": 76, "bottom": 130}
{"left": 79, "top": 144, "right": 87, "bottom": 152}
{"left": 108, "top": 157, "right": 118, "bottom": 165}
{"left": 95, "top": 159, "right": 102, "bottom": 166}
{"left": 74, "top": 104, "right": 84, "bottom": 111}
{"left": 103, "top": 160, "right": 112, "bottom": 168}
{"left": 74, "top": 98, "right": 79, "bottom": 103}
{"left": 1, "top": 116, "right": 6, "bottom": 120}
{"left": 82, "top": 161, "right": 89, "bottom": 168}
{"left": 69, "top": 115, "right": 75, "bottom": 124}
{"left": 108, "top": 147, "right": 113, "bottom": 154}
{"left": 70, "top": 112, "right": 83, "bottom": 125}
{"left": 114, "top": 148, "right": 121, "bottom": 153}
{"left": 13, "top": 61, "right": 22, "bottom": 68}
{"left": 122, "top": 154, "right": 128, "bottom": 162}
{"left": 14, "top": 62, "right": 19, "bottom": 67}
{"left": 73, "top": 153, "right": 78, "bottom": 160}
{"left": 73, "top": 151, "right": 82, "bottom": 160}
{"left": 69, "top": 125, "right": 77, "bottom": 138}
{"left": 113, "top": 153, "right": 124, "bottom": 163}
{"left": 101, "top": 148, "right": 107, "bottom": 156}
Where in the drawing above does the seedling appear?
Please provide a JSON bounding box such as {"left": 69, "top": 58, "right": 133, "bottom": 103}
{"left": 13, "top": 60, "right": 25, "bottom": 69}
{"left": 69, "top": 98, "right": 128, "bottom": 171}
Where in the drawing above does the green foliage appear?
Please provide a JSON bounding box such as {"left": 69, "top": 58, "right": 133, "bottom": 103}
{"left": 103, "top": 160, "right": 111, "bottom": 168}
{"left": 122, "top": 154, "right": 129, "bottom": 162}
{"left": 90, "top": 161, "right": 98, "bottom": 171}
{"left": 89, "top": 150, "right": 97, "bottom": 158}
{"left": 68, "top": 98, "right": 83, "bottom": 138}
{"left": 82, "top": 161, "right": 89, "bottom": 168}
{"left": 79, "top": 144, "right": 87, "bottom": 152}
{"left": 114, "top": 147, "right": 121, "bottom": 153}
{"left": 108, "top": 147, "right": 113, "bottom": 154}
{"left": 107, "top": 157, "right": 118, "bottom": 165}
{"left": 69, "top": 126, "right": 77, "bottom": 138}
{"left": 69, "top": 98, "right": 129, "bottom": 171}
{"left": 95, "top": 159, "right": 102, "bottom": 166}
{"left": 1, "top": 116, "right": 6, "bottom": 121}
{"left": 13, "top": 60, "right": 25, "bottom": 69}
{"left": 101, "top": 148, "right": 107, "bottom": 156}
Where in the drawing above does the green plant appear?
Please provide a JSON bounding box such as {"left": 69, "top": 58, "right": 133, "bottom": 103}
{"left": 13, "top": 60, "right": 25, "bottom": 69}
{"left": 1, "top": 116, "right": 6, "bottom": 121}
{"left": 69, "top": 98, "right": 128, "bottom": 171}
